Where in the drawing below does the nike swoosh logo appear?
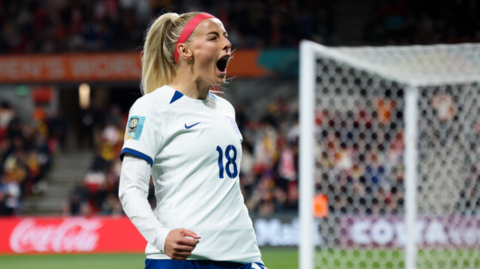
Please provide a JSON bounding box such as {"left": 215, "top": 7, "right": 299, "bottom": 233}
{"left": 185, "top": 122, "right": 200, "bottom": 129}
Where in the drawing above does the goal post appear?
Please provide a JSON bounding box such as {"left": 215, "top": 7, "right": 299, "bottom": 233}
{"left": 299, "top": 40, "right": 316, "bottom": 269}
{"left": 299, "top": 40, "right": 480, "bottom": 269}
{"left": 404, "top": 86, "right": 418, "bottom": 269}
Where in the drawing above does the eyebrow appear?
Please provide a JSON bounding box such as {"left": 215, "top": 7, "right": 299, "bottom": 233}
{"left": 206, "top": 31, "right": 228, "bottom": 36}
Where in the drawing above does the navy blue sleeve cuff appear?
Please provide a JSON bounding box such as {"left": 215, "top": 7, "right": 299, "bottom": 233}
{"left": 120, "top": 148, "right": 153, "bottom": 166}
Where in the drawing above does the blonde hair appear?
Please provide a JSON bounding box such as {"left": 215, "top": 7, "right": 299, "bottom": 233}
{"left": 141, "top": 12, "right": 202, "bottom": 95}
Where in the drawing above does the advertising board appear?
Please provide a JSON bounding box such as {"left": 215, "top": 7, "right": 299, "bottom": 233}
{"left": 0, "top": 216, "right": 312, "bottom": 254}
{"left": 2, "top": 214, "right": 473, "bottom": 254}
{"left": 0, "top": 217, "right": 145, "bottom": 254}
{"left": 0, "top": 50, "right": 270, "bottom": 83}
{"left": 340, "top": 215, "right": 480, "bottom": 249}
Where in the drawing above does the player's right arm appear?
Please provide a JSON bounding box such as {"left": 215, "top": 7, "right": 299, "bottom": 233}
{"left": 119, "top": 155, "right": 200, "bottom": 260}
{"left": 118, "top": 97, "right": 200, "bottom": 260}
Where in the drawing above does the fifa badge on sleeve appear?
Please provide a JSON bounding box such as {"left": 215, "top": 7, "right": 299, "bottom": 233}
{"left": 126, "top": 116, "right": 146, "bottom": 141}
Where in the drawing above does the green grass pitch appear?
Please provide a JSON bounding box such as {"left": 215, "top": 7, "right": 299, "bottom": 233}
{"left": 1, "top": 248, "right": 479, "bottom": 269}
{"left": 0, "top": 248, "right": 297, "bottom": 269}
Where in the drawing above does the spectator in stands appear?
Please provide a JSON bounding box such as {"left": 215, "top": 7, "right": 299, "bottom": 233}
{"left": 48, "top": 109, "right": 68, "bottom": 150}
{"left": 0, "top": 103, "right": 15, "bottom": 141}
{"left": 0, "top": 174, "right": 21, "bottom": 216}
{"left": 0, "top": 180, "right": 8, "bottom": 215}
{"left": 100, "top": 193, "right": 124, "bottom": 216}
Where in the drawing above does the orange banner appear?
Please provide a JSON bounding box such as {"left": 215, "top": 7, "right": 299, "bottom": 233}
{"left": 227, "top": 50, "right": 268, "bottom": 78}
{"left": 0, "top": 53, "right": 142, "bottom": 83}
{"left": 0, "top": 50, "right": 268, "bottom": 83}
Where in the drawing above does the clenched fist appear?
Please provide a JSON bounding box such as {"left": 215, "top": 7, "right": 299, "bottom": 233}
{"left": 164, "top": 228, "right": 201, "bottom": 260}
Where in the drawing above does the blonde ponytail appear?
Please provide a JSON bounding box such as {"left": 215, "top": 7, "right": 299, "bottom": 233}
{"left": 141, "top": 12, "right": 202, "bottom": 95}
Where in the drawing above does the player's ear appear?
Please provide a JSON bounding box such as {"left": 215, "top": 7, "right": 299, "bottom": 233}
{"left": 177, "top": 43, "right": 193, "bottom": 62}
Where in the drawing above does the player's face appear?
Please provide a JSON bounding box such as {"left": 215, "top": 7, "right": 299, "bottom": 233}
{"left": 189, "top": 18, "right": 231, "bottom": 85}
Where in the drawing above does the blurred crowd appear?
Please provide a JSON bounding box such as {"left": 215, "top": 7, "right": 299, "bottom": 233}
{"left": 314, "top": 95, "right": 406, "bottom": 216}
{"left": 2, "top": 0, "right": 479, "bottom": 55}
{"left": 0, "top": 102, "right": 66, "bottom": 216}
{"left": 237, "top": 98, "right": 300, "bottom": 216}
{"left": 364, "top": 0, "right": 480, "bottom": 45}
{"left": 238, "top": 94, "right": 405, "bottom": 217}
{"left": 0, "top": 0, "right": 338, "bottom": 54}
{"left": 63, "top": 105, "right": 131, "bottom": 216}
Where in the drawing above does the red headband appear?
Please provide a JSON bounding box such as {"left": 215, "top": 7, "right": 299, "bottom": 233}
{"left": 174, "top": 13, "right": 216, "bottom": 64}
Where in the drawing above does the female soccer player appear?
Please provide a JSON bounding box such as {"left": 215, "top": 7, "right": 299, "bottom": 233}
{"left": 118, "top": 12, "right": 265, "bottom": 269}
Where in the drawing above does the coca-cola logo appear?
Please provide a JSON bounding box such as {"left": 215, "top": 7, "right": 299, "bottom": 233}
{"left": 9, "top": 218, "right": 103, "bottom": 253}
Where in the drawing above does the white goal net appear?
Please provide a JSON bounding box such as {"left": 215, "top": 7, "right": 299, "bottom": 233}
{"left": 299, "top": 41, "right": 480, "bottom": 269}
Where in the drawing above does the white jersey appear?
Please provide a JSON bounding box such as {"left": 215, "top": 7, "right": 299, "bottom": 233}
{"left": 119, "top": 85, "right": 262, "bottom": 264}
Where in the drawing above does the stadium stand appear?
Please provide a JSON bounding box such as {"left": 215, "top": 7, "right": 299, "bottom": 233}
{"left": 363, "top": 0, "right": 480, "bottom": 46}
{"left": 0, "top": 0, "right": 339, "bottom": 54}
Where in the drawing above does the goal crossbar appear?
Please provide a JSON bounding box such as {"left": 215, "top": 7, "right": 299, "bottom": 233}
{"left": 300, "top": 41, "right": 480, "bottom": 87}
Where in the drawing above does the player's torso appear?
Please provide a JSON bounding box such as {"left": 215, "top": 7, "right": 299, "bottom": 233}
{"left": 125, "top": 87, "right": 261, "bottom": 263}
{"left": 147, "top": 90, "right": 261, "bottom": 262}
{"left": 151, "top": 91, "right": 247, "bottom": 229}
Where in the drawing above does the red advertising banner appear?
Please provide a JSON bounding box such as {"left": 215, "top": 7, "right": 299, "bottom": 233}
{"left": 0, "top": 217, "right": 146, "bottom": 254}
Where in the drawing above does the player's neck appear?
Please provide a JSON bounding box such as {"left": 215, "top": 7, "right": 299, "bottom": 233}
{"left": 168, "top": 71, "right": 210, "bottom": 100}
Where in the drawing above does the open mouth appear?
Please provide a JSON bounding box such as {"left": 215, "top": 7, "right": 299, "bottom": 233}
{"left": 216, "top": 55, "right": 229, "bottom": 72}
